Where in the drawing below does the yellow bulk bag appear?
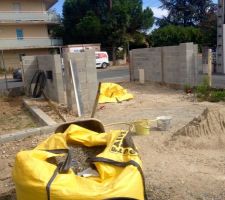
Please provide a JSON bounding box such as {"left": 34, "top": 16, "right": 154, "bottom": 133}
{"left": 99, "top": 83, "right": 133, "bottom": 103}
{"left": 13, "top": 124, "right": 146, "bottom": 200}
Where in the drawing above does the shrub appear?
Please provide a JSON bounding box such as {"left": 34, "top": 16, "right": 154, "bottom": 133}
{"left": 208, "top": 91, "right": 225, "bottom": 102}
{"left": 196, "top": 76, "right": 210, "bottom": 99}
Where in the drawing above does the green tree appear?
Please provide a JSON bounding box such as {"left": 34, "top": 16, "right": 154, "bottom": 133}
{"left": 62, "top": 0, "right": 154, "bottom": 64}
{"left": 154, "top": 0, "right": 217, "bottom": 47}
{"left": 199, "top": 4, "right": 217, "bottom": 47}
{"left": 158, "top": 0, "right": 215, "bottom": 26}
{"left": 150, "top": 25, "right": 202, "bottom": 47}
{"left": 76, "top": 12, "right": 101, "bottom": 43}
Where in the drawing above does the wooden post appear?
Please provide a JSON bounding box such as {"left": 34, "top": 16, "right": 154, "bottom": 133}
{"left": 208, "top": 49, "right": 212, "bottom": 87}
{"left": 91, "top": 82, "right": 102, "bottom": 118}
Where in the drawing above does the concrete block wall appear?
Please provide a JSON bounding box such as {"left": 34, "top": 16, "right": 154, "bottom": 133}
{"left": 22, "top": 55, "right": 65, "bottom": 104}
{"left": 131, "top": 47, "right": 162, "bottom": 82}
{"left": 130, "top": 43, "right": 199, "bottom": 86}
{"left": 37, "top": 55, "right": 65, "bottom": 104}
{"left": 163, "top": 45, "right": 185, "bottom": 84}
{"left": 22, "top": 56, "right": 38, "bottom": 95}
{"left": 64, "top": 50, "right": 98, "bottom": 115}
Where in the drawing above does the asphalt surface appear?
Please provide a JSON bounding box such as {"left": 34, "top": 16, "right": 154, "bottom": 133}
{"left": 0, "top": 67, "right": 130, "bottom": 91}
{"left": 97, "top": 67, "right": 129, "bottom": 82}
{"left": 0, "top": 78, "right": 23, "bottom": 90}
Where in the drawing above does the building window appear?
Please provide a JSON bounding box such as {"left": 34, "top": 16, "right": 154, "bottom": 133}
{"left": 12, "top": 2, "right": 21, "bottom": 12}
{"left": 16, "top": 29, "right": 24, "bottom": 40}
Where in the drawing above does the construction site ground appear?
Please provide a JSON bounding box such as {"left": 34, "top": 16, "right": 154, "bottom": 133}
{"left": 0, "top": 96, "right": 38, "bottom": 135}
{"left": 1, "top": 82, "right": 225, "bottom": 200}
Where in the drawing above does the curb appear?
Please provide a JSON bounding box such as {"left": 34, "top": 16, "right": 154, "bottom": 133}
{"left": 0, "top": 124, "right": 62, "bottom": 144}
{"left": 23, "top": 99, "right": 57, "bottom": 126}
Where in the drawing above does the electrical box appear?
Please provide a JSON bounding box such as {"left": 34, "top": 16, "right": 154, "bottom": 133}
{"left": 46, "top": 70, "right": 53, "bottom": 80}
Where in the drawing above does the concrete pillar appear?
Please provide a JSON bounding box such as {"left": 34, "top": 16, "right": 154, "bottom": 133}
{"left": 63, "top": 50, "right": 98, "bottom": 115}
{"left": 139, "top": 69, "right": 145, "bottom": 84}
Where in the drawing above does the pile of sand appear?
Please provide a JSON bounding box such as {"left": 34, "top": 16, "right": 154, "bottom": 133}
{"left": 174, "top": 108, "right": 225, "bottom": 138}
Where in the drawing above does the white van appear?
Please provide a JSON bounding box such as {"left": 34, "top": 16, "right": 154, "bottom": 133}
{"left": 95, "top": 51, "right": 110, "bottom": 69}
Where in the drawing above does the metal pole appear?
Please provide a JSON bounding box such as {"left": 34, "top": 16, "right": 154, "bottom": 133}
{"left": 69, "top": 59, "right": 82, "bottom": 117}
{"left": 1, "top": 50, "right": 8, "bottom": 90}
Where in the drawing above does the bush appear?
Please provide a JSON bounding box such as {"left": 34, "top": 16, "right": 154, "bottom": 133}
{"left": 196, "top": 76, "right": 210, "bottom": 99}
{"left": 208, "top": 91, "right": 225, "bottom": 102}
{"left": 150, "top": 25, "right": 202, "bottom": 47}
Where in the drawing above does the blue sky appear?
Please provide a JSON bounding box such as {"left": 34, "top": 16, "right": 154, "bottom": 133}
{"left": 53, "top": 0, "right": 217, "bottom": 18}
{"left": 53, "top": 0, "right": 162, "bottom": 15}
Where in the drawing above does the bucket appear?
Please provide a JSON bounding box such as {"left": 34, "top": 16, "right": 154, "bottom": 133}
{"left": 133, "top": 119, "right": 151, "bottom": 135}
{"left": 157, "top": 116, "right": 172, "bottom": 131}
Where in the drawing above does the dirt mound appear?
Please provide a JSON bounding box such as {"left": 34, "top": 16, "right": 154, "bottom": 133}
{"left": 174, "top": 108, "right": 225, "bottom": 138}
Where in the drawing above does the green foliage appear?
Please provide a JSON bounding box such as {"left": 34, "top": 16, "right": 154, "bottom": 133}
{"left": 150, "top": 25, "right": 202, "bottom": 47}
{"left": 140, "top": 7, "right": 154, "bottom": 31}
{"left": 129, "top": 32, "right": 149, "bottom": 49}
{"left": 51, "top": 25, "right": 65, "bottom": 38}
{"left": 116, "top": 48, "right": 125, "bottom": 60}
{"left": 195, "top": 76, "right": 225, "bottom": 102}
{"left": 208, "top": 91, "right": 225, "bottom": 102}
{"left": 76, "top": 12, "right": 101, "bottom": 43}
{"left": 158, "top": 0, "right": 215, "bottom": 27}
{"left": 196, "top": 76, "right": 210, "bottom": 99}
{"left": 62, "top": 0, "right": 154, "bottom": 52}
{"left": 153, "top": 0, "right": 217, "bottom": 48}
{"left": 199, "top": 4, "right": 217, "bottom": 47}
{"left": 196, "top": 85, "right": 209, "bottom": 99}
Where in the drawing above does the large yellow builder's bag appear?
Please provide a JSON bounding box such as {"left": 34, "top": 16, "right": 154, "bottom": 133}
{"left": 13, "top": 120, "right": 146, "bottom": 200}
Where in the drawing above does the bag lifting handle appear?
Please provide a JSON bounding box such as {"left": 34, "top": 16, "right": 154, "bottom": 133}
{"left": 45, "top": 149, "right": 73, "bottom": 174}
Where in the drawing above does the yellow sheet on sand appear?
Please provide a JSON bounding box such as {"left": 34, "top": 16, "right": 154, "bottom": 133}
{"left": 99, "top": 83, "right": 134, "bottom": 103}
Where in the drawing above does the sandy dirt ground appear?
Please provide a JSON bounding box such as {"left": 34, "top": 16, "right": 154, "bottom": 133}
{"left": 134, "top": 108, "right": 225, "bottom": 200}
{"left": 0, "top": 82, "right": 225, "bottom": 200}
{"left": 95, "top": 83, "right": 225, "bottom": 200}
{"left": 0, "top": 97, "right": 38, "bottom": 135}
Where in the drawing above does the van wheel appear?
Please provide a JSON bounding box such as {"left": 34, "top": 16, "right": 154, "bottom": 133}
{"left": 101, "top": 63, "right": 108, "bottom": 69}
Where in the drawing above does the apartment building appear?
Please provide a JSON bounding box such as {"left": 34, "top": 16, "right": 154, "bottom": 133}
{"left": 0, "top": 0, "right": 62, "bottom": 70}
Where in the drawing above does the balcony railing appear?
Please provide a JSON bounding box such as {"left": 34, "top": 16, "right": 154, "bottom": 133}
{"left": 0, "top": 38, "right": 63, "bottom": 49}
{"left": 0, "top": 11, "right": 61, "bottom": 23}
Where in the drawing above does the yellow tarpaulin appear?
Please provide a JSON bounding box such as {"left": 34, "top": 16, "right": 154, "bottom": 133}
{"left": 13, "top": 124, "right": 146, "bottom": 200}
{"left": 99, "top": 83, "right": 133, "bottom": 104}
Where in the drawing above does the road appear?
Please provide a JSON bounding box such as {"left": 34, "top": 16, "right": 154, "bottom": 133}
{"left": 97, "top": 67, "right": 130, "bottom": 82}
{"left": 0, "top": 67, "right": 130, "bottom": 90}
{"left": 0, "top": 79, "right": 23, "bottom": 90}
